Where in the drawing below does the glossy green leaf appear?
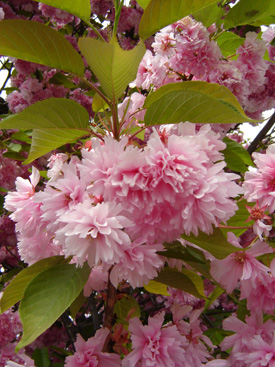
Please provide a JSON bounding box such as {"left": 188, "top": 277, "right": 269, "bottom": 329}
{"left": 222, "top": 137, "right": 254, "bottom": 172}
{"left": 216, "top": 32, "right": 244, "bottom": 58}
{"left": 0, "top": 20, "right": 84, "bottom": 76}
{"left": 25, "top": 128, "right": 89, "bottom": 164}
{"left": 0, "top": 98, "right": 90, "bottom": 163}
{"left": 114, "top": 295, "right": 141, "bottom": 324}
{"left": 0, "top": 256, "right": 68, "bottom": 313}
{"left": 16, "top": 263, "right": 90, "bottom": 350}
{"left": 139, "top": 0, "right": 219, "bottom": 40}
{"left": 33, "top": 0, "right": 91, "bottom": 23}
{"left": 181, "top": 228, "right": 241, "bottom": 259}
{"left": 155, "top": 268, "right": 206, "bottom": 299}
{"left": 192, "top": 2, "right": 225, "bottom": 28}
{"left": 144, "top": 280, "right": 170, "bottom": 296}
{"left": 223, "top": 0, "right": 274, "bottom": 29}
{"left": 144, "top": 81, "right": 256, "bottom": 126}
{"left": 78, "top": 37, "right": 146, "bottom": 101}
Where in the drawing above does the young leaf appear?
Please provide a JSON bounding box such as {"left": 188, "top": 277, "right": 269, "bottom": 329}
{"left": 16, "top": 262, "right": 90, "bottom": 351}
{"left": 181, "top": 228, "right": 241, "bottom": 259}
{"left": 222, "top": 137, "right": 254, "bottom": 172}
{"left": 154, "top": 268, "right": 206, "bottom": 299}
{"left": 139, "top": 0, "right": 219, "bottom": 40}
{"left": 114, "top": 295, "right": 141, "bottom": 324}
{"left": 0, "top": 98, "right": 90, "bottom": 163}
{"left": 144, "top": 81, "right": 257, "bottom": 126}
{"left": 78, "top": 37, "right": 146, "bottom": 101}
{"left": 144, "top": 280, "right": 170, "bottom": 296}
{"left": 0, "top": 256, "right": 68, "bottom": 313}
{"left": 216, "top": 32, "right": 244, "bottom": 58}
{"left": 0, "top": 20, "right": 84, "bottom": 76}
{"left": 33, "top": 0, "right": 91, "bottom": 23}
{"left": 223, "top": 0, "right": 274, "bottom": 30}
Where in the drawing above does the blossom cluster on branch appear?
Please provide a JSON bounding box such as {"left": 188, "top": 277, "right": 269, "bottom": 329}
{"left": 1, "top": 1, "right": 275, "bottom": 367}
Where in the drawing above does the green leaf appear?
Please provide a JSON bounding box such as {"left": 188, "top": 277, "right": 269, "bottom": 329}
{"left": 0, "top": 256, "right": 68, "bottom": 313}
{"left": 144, "top": 280, "right": 170, "bottom": 295}
{"left": 25, "top": 128, "right": 89, "bottom": 164}
{"left": 181, "top": 228, "right": 241, "bottom": 259}
{"left": 114, "top": 295, "right": 141, "bottom": 324}
{"left": 139, "top": 0, "right": 219, "bottom": 40}
{"left": 92, "top": 93, "right": 109, "bottom": 112}
{"left": 78, "top": 37, "right": 146, "bottom": 101}
{"left": 33, "top": 0, "right": 91, "bottom": 23}
{"left": 216, "top": 32, "right": 244, "bottom": 58}
{"left": 154, "top": 268, "right": 206, "bottom": 299}
{"left": 16, "top": 263, "right": 90, "bottom": 350}
{"left": 223, "top": 0, "right": 274, "bottom": 29}
{"left": 49, "top": 73, "right": 76, "bottom": 89}
{"left": 161, "top": 242, "right": 211, "bottom": 279}
{"left": 203, "top": 328, "right": 228, "bottom": 346}
{"left": 222, "top": 137, "right": 254, "bottom": 172}
{"left": 32, "top": 347, "right": 50, "bottom": 367}
{"left": 0, "top": 98, "right": 90, "bottom": 164}
{"left": 144, "top": 81, "right": 256, "bottom": 126}
{"left": 0, "top": 20, "right": 84, "bottom": 76}
{"left": 192, "top": 2, "right": 225, "bottom": 28}
{"left": 136, "top": 0, "right": 151, "bottom": 9}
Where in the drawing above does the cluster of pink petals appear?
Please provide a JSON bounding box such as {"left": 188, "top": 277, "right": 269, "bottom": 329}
{"left": 244, "top": 144, "right": 275, "bottom": 213}
{"left": 122, "top": 312, "right": 186, "bottom": 367}
{"left": 4, "top": 122, "right": 241, "bottom": 288}
{"left": 65, "top": 328, "right": 121, "bottom": 367}
{"left": 210, "top": 234, "right": 272, "bottom": 293}
{"left": 221, "top": 313, "right": 275, "bottom": 367}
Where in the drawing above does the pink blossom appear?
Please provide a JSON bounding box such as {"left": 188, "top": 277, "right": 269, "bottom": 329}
{"left": 235, "top": 334, "right": 275, "bottom": 367}
{"left": 122, "top": 312, "right": 185, "bottom": 367}
{"left": 110, "top": 239, "right": 165, "bottom": 288}
{"left": 65, "top": 328, "right": 121, "bottom": 367}
{"left": 244, "top": 144, "right": 275, "bottom": 213}
{"left": 210, "top": 237, "right": 272, "bottom": 293}
{"left": 56, "top": 200, "right": 132, "bottom": 267}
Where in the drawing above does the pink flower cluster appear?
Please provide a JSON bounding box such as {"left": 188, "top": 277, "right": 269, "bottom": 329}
{"left": 4, "top": 122, "right": 241, "bottom": 289}
{"left": 134, "top": 17, "right": 274, "bottom": 120}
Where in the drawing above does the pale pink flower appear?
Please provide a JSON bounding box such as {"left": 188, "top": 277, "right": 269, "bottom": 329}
{"left": 4, "top": 167, "right": 40, "bottom": 213}
{"left": 65, "top": 328, "right": 121, "bottom": 367}
{"left": 210, "top": 237, "right": 272, "bottom": 293}
{"left": 122, "top": 312, "right": 185, "bottom": 367}
{"left": 235, "top": 333, "right": 275, "bottom": 367}
{"left": 110, "top": 239, "right": 165, "bottom": 288}
{"left": 56, "top": 200, "right": 132, "bottom": 267}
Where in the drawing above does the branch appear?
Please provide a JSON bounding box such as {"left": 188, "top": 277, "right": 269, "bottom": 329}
{"left": 247, "top": 112, "right": 275, "bottom": 155}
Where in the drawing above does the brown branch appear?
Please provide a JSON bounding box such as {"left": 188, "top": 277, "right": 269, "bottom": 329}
{"left": 247, "top": 112, "right": 275, "bottom": 155}
{"left": 102, "top": 268, "right": 117, "bottom": 352}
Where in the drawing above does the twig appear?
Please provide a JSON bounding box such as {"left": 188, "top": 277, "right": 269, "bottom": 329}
{"left": 247, "top": 112, "right": 275, "bottom": 155}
